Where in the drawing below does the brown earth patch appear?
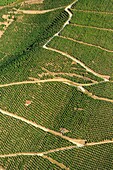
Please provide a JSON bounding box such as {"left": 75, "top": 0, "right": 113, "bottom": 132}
{"left": 0, "top": 166, "right": 5, "bottom": 170}
{"left": 24, "top": 0, "right": 44, "bottom": 4}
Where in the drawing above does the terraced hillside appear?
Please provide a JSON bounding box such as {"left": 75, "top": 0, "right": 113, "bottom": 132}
{"left": 0, "top": 0, "right": 113, "bottom": 169}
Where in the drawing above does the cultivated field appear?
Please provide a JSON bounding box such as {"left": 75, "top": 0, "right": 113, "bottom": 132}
{"left": 0, "top": 0, "right": 18, "bottom": 6}
{"left": 0, "top": 0, "right": 113, "bottom": 169}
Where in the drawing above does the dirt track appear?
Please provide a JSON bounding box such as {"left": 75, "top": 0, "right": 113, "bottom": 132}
{"left": 1, "top": 0, "right": 113, "bottom": 167}
{"left": 42, "top": 0, "right": 110, "bottom": 84}
{"left": 0, "top": 77, "right": 99, "bottom": 88}
{"left": 1, "top": 77, "right": 113, "bottom": 103}
{"left": 0, "top": 139, "right": 113, "bottom": 158}
{"left": 0, "top": 108, "right": 86, "bottom": 147}
{"left": 42, "top": 155, "right": 70, "bottom": 170}
{"left": 44, "top": 46, "right": 109, "bottom": 82}
{"left": 60, "top": 36, "right": 113, "bottom": 53}
{"left": 39, "top": 67, "right": 97, "bottom": 83}
{"left": 70, "top": 23, "right": 113, "bottom": 32}
{"left": 17, "top": 6, "right": 65, "bottom": 14}
{"left": 0, "top": 145, "right": 76, "bottom": 158}
{"left": 86, "top": 140, "right": 113, "bottom": 146}
{"left": 0, "top": 145, "right": 73, "bottom": 169}
{"left": 24, "top": 0, "right": 44, "bottom": 4}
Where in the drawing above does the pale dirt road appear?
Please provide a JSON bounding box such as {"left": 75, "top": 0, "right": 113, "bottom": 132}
{"left": 0, "top": 145, "right": 76, "bottom": 158}
{"left": 0, "top": 140, "right": 113, "bottom": 158}
{"left": 0, "top": 108, "right": 86, "bottom": 147}
{"left": 70, "top": 23, "right": 113, "bottom": 32}
{"left": 1, "top": 78, "right": 113, "bottom": 103}
{"left": 38, "top": 67, "right": 98, "bottom": 83}
{"left": 44, "top": 46, "right": 109, "bottom": 82}
{"left": 0, "top": 78, "right": 67, "bottom": 87}
{"left": 43, "top": 0, "right": 110, "bottom": 83}
{"left": 86, "top": 140, "right": 113, "bottom": 146}
{"left": 0, "top": 146, "right": 74, "bottom": 169}
{"left": 79, "top": 87, "right": 113, "bottom": 103}
{"left": 0, "top": 77, "right": 99, "bottom": 88}
{"left": 1, "top": 0, "right": 112, "bottom": 168}
{"left": 16, "top": 6, "right": 65, "bottom": 15}
{"left": 91, "top": 94, "right": 113, "bottom": 103}
{"left": 42, "top": 155, "right": 70, "bottom": 170}
{"left": 60, "top": 36, "right": 113, "bottom": 53}
{"left": 24, "top": 0, "right": 44, "bottom": 4}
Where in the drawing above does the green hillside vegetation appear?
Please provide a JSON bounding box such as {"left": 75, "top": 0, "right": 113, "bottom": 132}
{"left": 1, "top": 83, "right": 113, "bottom": 142}
{"left": 0, "top": 0, "right": 18, "bottom": 6}
{"left": 0, "top": 156, "right": 61, "bottom": 170}
{"left": 0, "top": 114, "right": 70, "bottom": 154}
{"left": 0, "top": 8, "right": 67, "bottom": 58}
{"left": 0, "top": 0, "right": 113, "bottom": 169}
{"left": 72, "top": 0, "right": 113, "bottom": 12}
{"left": 49, "top": 143, "right": 113, "bottom": 170}
{"left": 85, "top": 82, "right": 113, "bottom": 99}
{"left": 61, "top": 25, "right": 113, "bottom": 50}
{"left": 48, "top": 36, "right": 113, "bottom": 78}
{"left": 0, "top": 45, "right": 102, "bottom": 86}
{"left": 71, "top": 11, "right": 113, "bottom": 29}
{"left": 20, "top": 0, "right": 74, "bottom": 10}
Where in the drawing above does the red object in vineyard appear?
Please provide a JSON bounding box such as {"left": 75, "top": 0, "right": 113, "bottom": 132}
{"left": 25, "top": 100, "right": 32, "bottom": 106}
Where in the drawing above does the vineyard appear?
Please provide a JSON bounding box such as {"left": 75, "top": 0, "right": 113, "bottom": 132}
{"left": 0, "top": 0, "right": 113, "bottom": 169}
{"left": 0, "top": 0, "right": 17, "bottom": 6}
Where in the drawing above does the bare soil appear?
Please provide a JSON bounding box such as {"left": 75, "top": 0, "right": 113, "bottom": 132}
{"left": 24, "top": 0, "right": 44, "bottom": 4}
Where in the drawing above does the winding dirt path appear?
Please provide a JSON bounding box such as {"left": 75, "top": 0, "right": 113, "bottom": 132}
{"left": 72, "top": 9, "right": 113, "bottom": 15}
{"left": 86, "top": 140, "right": 113, "bottom": 146}
{"left": 0, "top": 140, "right": 113, "bottom": 158}
{"left": 0, "top": 145, "right": 73, "bottom": 169}
{"left": 44, "top": 47, "right": 109, "bottom": 81}
{"left": 16, "top": 6, "right": 65, "bottom": 14}
{"left": 78, "top": 87, "right": 113, "bottom": 103}
{"left": 0, "top": 145, "right": 76, "bottom": 158}
{"left": 39, "top": 67, "right": 97, "bottom": 83}
{"left": 0, "top": 77, "right": 100, "bottom": 88}
{"left": 43, "top": 0, "right": 78, "bottom": 47}
{"left": 91, "top": 94, "right": 113, "bottom": 103}
{"left": 0, "top": 78, "right": 68, "bottom": 87}
{"left": 60, "top": 36, "right": 113, "bottom": 53}
{"left": 70, "top": 23, "right": 113, "bottom": 32}
{"left": 1, "top": 77, "right": 113, "bottom": 103}
{"left": 1, "top": 0, "right": 112, "bottom": 168}
{"left": 42, "top": 155, "right": 70, "bottom": 170}
{"left": 24, "top": 0, "right": 44, "bottom": 4}
{"left": 42, "top": 0, "right": 110, "bottom": 83}
{"left": 0, "top": 108, "right": 86, "bottom": 147}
